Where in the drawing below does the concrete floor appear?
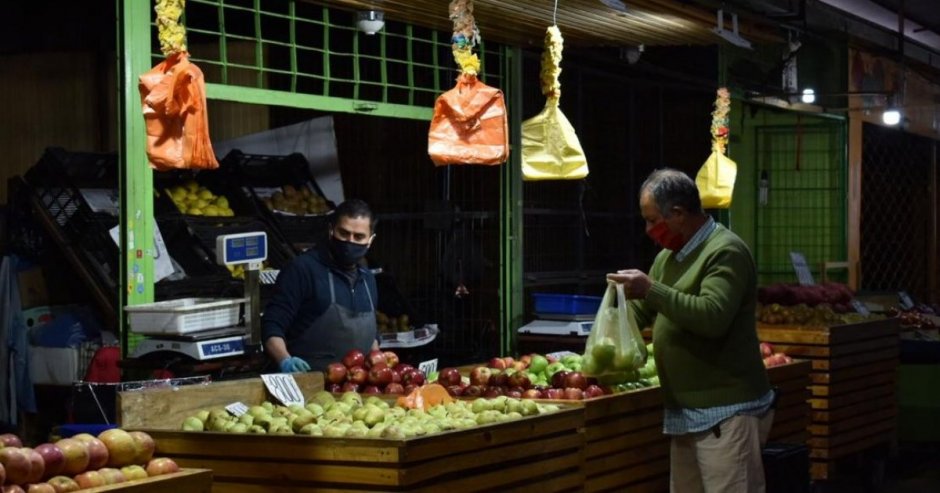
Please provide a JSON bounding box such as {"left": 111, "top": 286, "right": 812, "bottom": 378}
{"left": 811, "top": 443, "right": 940, "bottom": 493}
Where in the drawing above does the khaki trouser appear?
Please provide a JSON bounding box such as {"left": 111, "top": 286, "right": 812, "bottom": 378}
{"left": 669, "top": 410, "right": 775, "bottom": 493}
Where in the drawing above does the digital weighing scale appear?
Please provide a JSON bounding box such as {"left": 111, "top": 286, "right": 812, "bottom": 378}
{"left": 518, "top": 319, "right": 593, "bottom": 336}
{"left": 131, "top": 231, "right": 268, "bottom": 360}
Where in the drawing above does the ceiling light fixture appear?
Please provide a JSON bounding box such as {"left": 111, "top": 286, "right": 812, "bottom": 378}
{"left": 356, "top": 10, "right": 385, "bottom": 35}
{"left": 714, "top": 9, "right": 752, "bottom": 50}
{"left": 800, "top": 88, "right": 816, "bottom": 104}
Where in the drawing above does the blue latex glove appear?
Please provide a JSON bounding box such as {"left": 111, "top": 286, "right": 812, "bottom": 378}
{"left": 279, "top": 356, "right": 311, "bottom": 373}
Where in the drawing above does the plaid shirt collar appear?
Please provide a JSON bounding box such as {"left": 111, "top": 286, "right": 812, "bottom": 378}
{"left": 674, "top": 216, "right": 717, "bottom": 262}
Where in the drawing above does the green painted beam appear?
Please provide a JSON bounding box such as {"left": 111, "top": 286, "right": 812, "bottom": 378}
{"left": 500, "top": 46, "right": 524, "bottom": 357}
{"left": 118, "top": 0, "right": 154, "bottom": 356}
{"left": 205, "top": 83, "right": 434, "bottom": 120}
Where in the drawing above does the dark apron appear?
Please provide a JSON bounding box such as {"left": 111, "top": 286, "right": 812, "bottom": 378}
{"left": 288, "top": 271, "right": 377, "bottom": 372}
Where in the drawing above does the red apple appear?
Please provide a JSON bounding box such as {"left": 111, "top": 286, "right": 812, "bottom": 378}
{"left": 26, "top": 484, "right": 53, "bottom": 493}
{"left": 34, "top": 443, "right": 64, "bottom": 478}
{"left": 521, "top": 389, "right": 542, "bottom": 399}
{"left": 505, "top": 388, "right": 523, "bottom": 398}
{"left": 563, "top": 387, "right": 584, "bottom": 400}
{"left": 0, "top": 447, "right": 32, "bottom": 485}
{"left": 409, "top": 370, "right": 426, "bottom": 386}
{"left": 0, "top": 434, "right": 22, "bottom": 448}
{"left": 327, "top": 383, "right": 343, "bottom": 393}
{"left": 383, "top": 351, "right": 399, "bottom": 367}
{"left": 520, "top": 355, "right": 532, "bottom": 366}
{"left": 551, "top": 370, "right": 571, "bottom": 389}
{"left": 52, "top": 439, "right": 87, "bottom": 476}
{"left": 488, "top": 372, "right": 509, "bottom": 388}
{"left": 119, "top": 465, "right": 148, "bottom": 481}
{"left": 469, "top": 366, "right": 492, "bottom": 386}
{"left": 74, "top": 470, "right": 105, "bottom": 488}
{"left": 368, "top": 364, "right": 393, "bottom": 386}
{"left": 512, "top": 361, "right": 527, "bottom": 372}
{"left": 564, "top": 371, "right": 587, "bottom": 390}
{"left": 347, "top": 366, "right": 368, "bottom": 385}
{"left": 396, "top": 364, "right": 415, "bottom": 374}
{"left": 389, "top": 368, "right": 402, "bottom": 384}
{"left": 97, "top": 468, "right": 126, "bottom": 485}
{"left": 488, "top": 358, "right": 507, "bottom": 370}
{"left": 45, "top": 476, "right": 79, "bottom": 493}
{"left": 583, "top": 384, "right": 605, "bottom": 399}
{"left": 362, "top": 385, "right": 382, "bottom": 394}
{"left": 341, "top": 382, "right": 361, "bottom": 393}
{"left": 129, "top": 432, "right": 155, "bottom": 464}
{"left": 325, "top": 363, "right": 347, "bottom": 384}
{"left": 503, "top": 357, "right": 516, "bottom": 367}
{"left": 98, "top": 429, "right": 137, "bottom": 468}
{"left": 403, "top": 384, "right": 417, "bottom": 395}
{"left": 72, "top": 436, "right": 107, "bottom": 470}
{"left": 145, "top": 458, "right": 179, "bottom": 477}
{"left": 384, "top": 383, "right": 405, "bottom": 394}
{"left": 21, "top": 448, "right": 44, "bottom": 484}
{"left": 759, "top": 342, "right": 774, "bottom": 358}
{"left": 463, "top": 385, "right": 484, "bottom": 397}
{"left": 437, "top": 368, "right": 461, "bottom": 387}
{"left": 543, "top": 388, "right": 564, "bottom": 400}
{"left": 507, "top": 372, "right": 531, "bottom": 390}
{"left": 5, "top": 486, "right": 26, "bottom": 493}
{"left": 483, "top": 386, "right": 504, "bottom": 398}
{"left": 366, "top": 350, "right": 386, "bottom": 369}
{"left": 342, "top": 349, "right": 366, "bottom": 369}
{"left": 445, "top": 385, "right": 465, "bottom": 397}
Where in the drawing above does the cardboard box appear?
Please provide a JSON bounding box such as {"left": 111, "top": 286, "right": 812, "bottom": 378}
{"left": 17, "top": 267, "right": 49, "bottom": 309}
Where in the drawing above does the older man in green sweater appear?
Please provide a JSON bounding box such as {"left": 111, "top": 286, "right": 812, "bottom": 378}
{"left": 608, "top": 169, "right": 774, "bottom": 493}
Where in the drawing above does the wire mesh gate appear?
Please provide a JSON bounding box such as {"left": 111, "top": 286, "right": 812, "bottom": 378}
{"left": 860, "top": 123, "right": 935, "bottom": 301}
{"left": 754, "top": 122, "right": 847, "bottom": 285}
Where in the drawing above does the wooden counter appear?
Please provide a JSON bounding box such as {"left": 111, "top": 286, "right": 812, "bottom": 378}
{"left": 83, "top": 469, "right": 212, "bottom": 493}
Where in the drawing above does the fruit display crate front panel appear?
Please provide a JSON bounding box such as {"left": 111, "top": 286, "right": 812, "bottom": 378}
{"left": 116, "top": 374, "right": 585, "bottom": 492}
{"left": 757, "top": 318, "right": 900, "bottom": 480}
{"left": 766, "top": 360, "right": 813, "bottom": 445}
{"left": 81, "top": 468, "right": 212, "bottom": 492}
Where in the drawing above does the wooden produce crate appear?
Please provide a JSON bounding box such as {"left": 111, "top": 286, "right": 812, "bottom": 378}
{"left": 117, "top": 374, "right": 585, "bottom": 492}
{"left": 766, "top": 360, "right": 813, "bottom": 445}
{"left": 757, "top": 318, "right": 900, "bottom": 480}
{"left": 83, "top": 469, "right": 212, "bottom": 492}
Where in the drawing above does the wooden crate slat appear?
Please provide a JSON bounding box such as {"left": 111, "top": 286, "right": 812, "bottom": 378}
{"left": 811, "top": 394, "right": 897, "bottom": 423}
{"left": 588, "top": 425, "right": 666, "bottom": 458}
{"left": 150, "top": 431, "right": 402, "bottom": 462}
{"left": 586, "top": 473, "right": 669, "bottom": 493}
{"left": 809, "top": 384, "right": 894, "bottom": 410}
{"left": 584, "top": 440, "right": 669, "bottom": 476}
{"left": 118, "top": 373, "right": 325, "bottom": 430}
{"left": 758, "top": 318, "right": 899, "bottom": 345}
{"left": 502, "top": 470, "right": 586, "bottom": 493}
{"left": 584, "top": 457, "right": 670, "bottom": 493}
{"left": 581, "top": 387, "right": 663, "bottom": 422}
{"left": 772, "top": 431, "right": 809, "bottom": 445}
{"left": 809, "top": 348, "right": 898, "bottom": 371}
{"left": 772, "top": 336, "right": 898, "bottom": 358}
{"left": 809, "top": 429, "right": 895, "bottom": 460}
{"left": 84, "top": 469, "right": 212, "bottom": 493}
{"left": 809, "top": 370, "right": 896, "bottom": 397}
{"left": 808, "top": 359, "right": 897, "bottom": 385}
{"left": 585, "top": 408, "right": 663, "bottom": 442}
{"left": 770, "top": 416, "right": 812, "bottom": 439}
{"left": 776, "top": 388, "right": 811, "bottom": 408}
{"left": 808, "top": 407, "right": 897, "bottom": 437}
{"left": 811, "top": 461, "right": 833, "bottom": 480}
{"left": 767, "top": 360, "right": 813, "bottom": 383}
{"left": 774, "top": 377, "right": 810, "bottom": 395}
{"left": 773, "top": 402, "right": 811, "bottom": 424}
{"left": 809, "top": 420, "right": 896, "bottom": 454}
{"left": 172, "top": 456, "right": 401, "bottom": 486}
{"left": 424, "top": 449, "right": 583, "bottom": 492}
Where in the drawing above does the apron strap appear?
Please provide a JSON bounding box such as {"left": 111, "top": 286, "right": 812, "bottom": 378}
{"left": 363, "top": 278, "right": 375, "bottom": 311}
{"left": 327, "top": 271, "right": 337, "bottom": 304}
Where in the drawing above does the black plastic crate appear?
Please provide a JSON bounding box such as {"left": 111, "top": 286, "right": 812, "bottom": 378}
{"left": 762, "top": 442, "right": 810, "bottom": 493}
{"left": 153, "top": 166, "right": 259, "bottom": 222}
{"left": 220, "top": 150, "right": 335, "bottom": 252}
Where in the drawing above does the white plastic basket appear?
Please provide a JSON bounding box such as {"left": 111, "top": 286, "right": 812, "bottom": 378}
{"left": 125, "top": 298, "right": 244, "bottom": 335}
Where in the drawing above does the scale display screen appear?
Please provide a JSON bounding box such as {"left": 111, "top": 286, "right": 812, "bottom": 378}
{"left": 216, "top": 232, "right": 268, "bottom": 265}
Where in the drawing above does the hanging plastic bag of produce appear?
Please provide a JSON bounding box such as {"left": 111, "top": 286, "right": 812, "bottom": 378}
{"left": 139, "top": 0, "right": 219, "bottom": 171}
{"left": 695, "top": 88, "right": 737, "bottom": 208}
{"left": 521, "top": 26, "right": 588, "bottom": 181}
{"left": 428, "top": 0, "right": 508, "bottom": 166}
{"left": 581, "top": 282, "right": 647, "bottom": 385}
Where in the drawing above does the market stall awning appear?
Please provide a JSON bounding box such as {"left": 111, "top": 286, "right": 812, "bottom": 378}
{"left": 319, "top": 0, "right": 780, "bottom": 47}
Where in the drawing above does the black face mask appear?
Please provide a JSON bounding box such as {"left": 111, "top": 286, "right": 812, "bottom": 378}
{"left": 329, "top": 237, "right": 369, "bottom": 267}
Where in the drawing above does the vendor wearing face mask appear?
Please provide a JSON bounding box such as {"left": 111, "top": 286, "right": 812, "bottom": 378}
{"left": 607, "top": 169, "right": 773, "bottom": 493}
{"left": 262, "top": 199, "right": 379, "bottom": 373}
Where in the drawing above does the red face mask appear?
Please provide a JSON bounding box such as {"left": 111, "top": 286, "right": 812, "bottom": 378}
{"left": 648, "top": 220, "right": 686, "bottom": 251}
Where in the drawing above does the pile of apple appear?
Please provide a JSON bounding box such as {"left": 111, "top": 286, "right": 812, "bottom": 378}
{"left": 0, "top": 429, "right": 180, "bottom": 492}
{"left": 180, "top": 391, "right": 562, "bottom": 439}
{"left": 323, "top": 349, "right": 427, "bottom": 396}
{"left": 760, "top": 342, "right": 793, "bottom": 368}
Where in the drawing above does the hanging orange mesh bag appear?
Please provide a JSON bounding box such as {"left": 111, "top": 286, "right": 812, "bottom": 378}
{"left": 139, "top": 51, "right": 219, "bottom": 171}
{"left": 428, "top": 73, "right": 509, "bottom": 166}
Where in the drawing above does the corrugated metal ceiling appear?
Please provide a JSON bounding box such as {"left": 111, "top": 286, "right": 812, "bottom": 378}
{"left": 316, "top": 0, "right": 780, "bottom": 47}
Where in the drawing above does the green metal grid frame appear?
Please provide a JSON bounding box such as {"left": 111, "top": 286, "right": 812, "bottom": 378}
{"left": 157, "top": 0, "right": 507, "bottom": 120}
{"left": 754, "top": 122, "right": 848, "bottom": 285}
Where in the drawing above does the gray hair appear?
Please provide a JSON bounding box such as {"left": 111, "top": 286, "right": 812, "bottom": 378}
{"left": 640, "top": 169, "right": 703, "bottom": 216}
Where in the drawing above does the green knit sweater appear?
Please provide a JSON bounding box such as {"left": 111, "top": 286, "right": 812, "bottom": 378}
{"left": 632, "top": 224, "right": 770, "bottom": 409}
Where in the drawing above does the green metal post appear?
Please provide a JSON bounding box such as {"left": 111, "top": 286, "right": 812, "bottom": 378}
{"left": 500, "top": 46, "right": 524, "bottom": 357}
{"left": 118, "top": 0, "right": 154, "bottom": 357}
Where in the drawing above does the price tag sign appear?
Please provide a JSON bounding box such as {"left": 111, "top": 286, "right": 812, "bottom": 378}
{"left": 225, "top": 402, "right": 249, "bottom": 417}
{"left": 261, "top": 374, "right": 305, "bottom": 407}
{"left": 899, "top": 291, "right": 915, "bottom": 310}
{"left": 850, "top": 299, "right": 870, "bottom": 317}
{"left": 547, "top": 350, "right": 579, "bottom": 360}
{"left": 418, "top": 358, "right": 438, "bottom": 375}
{"left": 789, "top": 252, "right": 815, "bottom": 286}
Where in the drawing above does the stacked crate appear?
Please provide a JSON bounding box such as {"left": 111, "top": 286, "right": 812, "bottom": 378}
{"left": 757, "top": 319, "right": 900, "bottom": 480}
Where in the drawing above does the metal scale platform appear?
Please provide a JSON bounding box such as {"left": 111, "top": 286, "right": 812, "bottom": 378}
{"left": 518, "top": 314, "right": 594, "bottom": 337}
{"left": 128, "top": 231, "right": 269, "bottom": 361}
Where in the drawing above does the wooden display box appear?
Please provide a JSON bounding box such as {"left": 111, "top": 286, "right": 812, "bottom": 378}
{"left": 83, "top": 469, "right": 212, "bottom": 492}
{"left": 766, "top": 359, "right": 813, "bottom": 445}
{"left": 757, "top": 318, "right": 900, "bottom": 480}
{"left": 117, "top": 374, "right": 585, "bottom": 492}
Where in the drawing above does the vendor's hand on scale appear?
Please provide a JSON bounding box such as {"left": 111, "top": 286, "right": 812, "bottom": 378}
{"left": 260, "top": 199, "right": 381, "bottom": 373}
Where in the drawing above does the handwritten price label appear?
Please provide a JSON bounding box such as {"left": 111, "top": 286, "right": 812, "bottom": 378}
{"left": 418, "top": 358, "right": 438, "bottom": 375}
{"left": 850, "top": 299, "right": 870, "bottom": 317}
{"left": 789, "top": 252, "right": 815, "bottom": 286}
{"left": 261, "top": 374, "right": 305, "bottom": 407}
{"left": 225, "top": 402, "right": 249, "bottom": 417}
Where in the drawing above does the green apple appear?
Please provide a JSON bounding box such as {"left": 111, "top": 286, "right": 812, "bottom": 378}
{"left": 182, "top": 416, "right": 204, "bottom": 431}
{"left": 528, "top": 354, "right": 549, "bottom": 374}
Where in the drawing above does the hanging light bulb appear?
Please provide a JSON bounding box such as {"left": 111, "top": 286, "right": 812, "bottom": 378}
{"left": 882, "top": 94, "right": 901, "bottom": 125}
{"left": 800, "top": 88, "right": 815, "bottom": 104}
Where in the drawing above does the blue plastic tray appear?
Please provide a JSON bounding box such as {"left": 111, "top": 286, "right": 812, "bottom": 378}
{"left": 532, "top": 294, "right": 602, "bottom": 315}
